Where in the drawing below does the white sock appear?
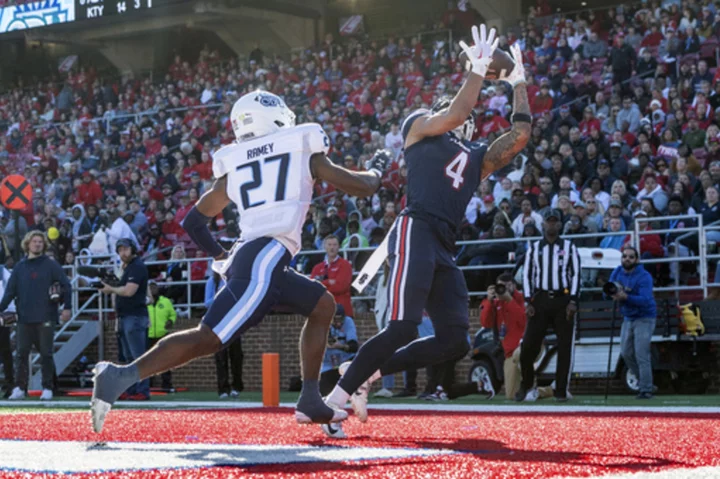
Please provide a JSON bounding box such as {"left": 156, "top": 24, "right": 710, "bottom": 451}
{"left": 368, "top": 369, "right": 382, "bottom": 384}
{"left": 326, "top": 385, "right": 351, "bottom": 407}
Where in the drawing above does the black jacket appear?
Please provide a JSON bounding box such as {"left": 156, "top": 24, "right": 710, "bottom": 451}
{"left": 0, "top": 255, "right": 71, "bottom": 323}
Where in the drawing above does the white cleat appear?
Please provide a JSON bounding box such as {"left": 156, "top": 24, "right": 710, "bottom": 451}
{"left": 523, "top": 388, "right": 539, "bottom": 402}
{"left": 40, "top": 389, "right": 53, "bottom": 401}
{"left": 321, "top": 422, "right": 347, "bottom": 439}
{"left": 8, "top": 387, "right": 25, "bottom": 400}
{"left": 338, "top": 361, "right": 372, "bottom": 423}
{"left": 90, "top": 363, "right": 112, "bottom": 434}
{"left": 295, "top": 403, "right": 348, "bottom": 424}
{"left": 373, "top": 388, "right": 393, "bottom": 398}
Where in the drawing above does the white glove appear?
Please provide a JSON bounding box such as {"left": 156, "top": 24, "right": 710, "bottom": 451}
{"left": 459, "top": 24, "right": 498, "bottom": 77}
{"left": 498, "top": 43, "right": 526, "bottom": 87}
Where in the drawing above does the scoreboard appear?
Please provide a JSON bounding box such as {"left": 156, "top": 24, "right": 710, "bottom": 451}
{"left": 0, "top": 0, "right": 173, "bottom": 34}
{"left": 75, "top": 0, "right": 161, "bottom": 20}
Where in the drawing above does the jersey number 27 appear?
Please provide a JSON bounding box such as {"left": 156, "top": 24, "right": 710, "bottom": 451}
{"left": 445, "top": 151, "right": 469, "bottom": 190}
{"left": 236, "top": 153, "right": 290, "bottom": 209}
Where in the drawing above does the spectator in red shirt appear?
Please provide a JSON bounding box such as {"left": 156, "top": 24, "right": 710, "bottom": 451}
{"left": 579, "top": 106, "right": 601, "bottom": 137}
{"left": 310, "top": 235, "right": 354, "bottom": 317}
{"left": 531, "top": 85, "right": 554, "bottom": 115}
{"left": 479, "top": 273, "right": 525, "bottom": 400}
{"left": 76, "top": 172, "right": 103, "bottom": 207}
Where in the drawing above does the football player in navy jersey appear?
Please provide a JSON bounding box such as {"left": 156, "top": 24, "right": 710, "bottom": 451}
{"left": 323, "top": 25, "right": 531, "bottom": 437}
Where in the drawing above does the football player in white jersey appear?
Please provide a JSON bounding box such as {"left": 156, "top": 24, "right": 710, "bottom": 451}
{"left": 91, "top": 90, "right": 391, "bottom": 433}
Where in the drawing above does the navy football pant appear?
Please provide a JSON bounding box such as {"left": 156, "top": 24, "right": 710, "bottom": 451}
{"left": 203, "top": 238, "right": 326, "bottom": 346}
{"left": 338, "top": 215, "right": 470, "bottom": 394}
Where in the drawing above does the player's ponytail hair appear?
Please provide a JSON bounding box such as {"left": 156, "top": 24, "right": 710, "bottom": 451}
{"left": 21, "top": 231, "right": 50, "bottom": 255}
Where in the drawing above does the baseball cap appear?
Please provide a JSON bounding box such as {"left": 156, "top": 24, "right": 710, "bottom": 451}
{"left": 543, "top": 209, "right": 562, "bottom": 221}
{"left": 633, "top": 210, "right": 648, "bottom": 217}
{"left": 574, "top": 200, "right": 587, "bottom": 209}
{"left": 482, "top": 195, "right": 494, "bottom": 203}
{"left": 609, "top": 199, "right": 623, "bottom": 208}
{"left": 610, "top": 142, "right": 622, "bottom": 148}
{"left": 335, "top": 304, "right": 345, "bottom": 317}
{"left": 598, "top": 158, "right": 610, "bottom": 166}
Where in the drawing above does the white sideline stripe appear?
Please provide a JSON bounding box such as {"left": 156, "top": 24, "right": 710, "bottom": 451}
{"left": 560, "top": 466, "right": 720, "bottom": 479}
{"left": 2, "top": 401, "right": 720, "bottom": 414}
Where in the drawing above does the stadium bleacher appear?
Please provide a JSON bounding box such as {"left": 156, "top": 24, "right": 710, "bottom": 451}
{"left": 0, "top": 1, "right": 719, "bottom": 304}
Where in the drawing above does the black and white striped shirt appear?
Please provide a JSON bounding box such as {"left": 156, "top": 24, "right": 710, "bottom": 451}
{"left": 522, "top": 238, "right": 581, "bottom": 302}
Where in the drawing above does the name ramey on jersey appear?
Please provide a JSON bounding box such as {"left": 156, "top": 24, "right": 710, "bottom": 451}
{"left": 212, "top": 123, "right": 330, "bottom": 256}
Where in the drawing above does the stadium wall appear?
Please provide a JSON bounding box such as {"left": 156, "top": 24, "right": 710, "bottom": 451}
{"left": 97, "top": 311, "right": 720, "bottom": 396}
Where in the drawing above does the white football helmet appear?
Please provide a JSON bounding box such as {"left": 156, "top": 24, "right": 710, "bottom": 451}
{"left": 230, "top": 90, "right": 296, "bottom": 141}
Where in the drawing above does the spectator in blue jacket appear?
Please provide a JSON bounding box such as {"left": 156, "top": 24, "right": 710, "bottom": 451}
{"left": 320, "top": 304, "right": 358, "bottom": 395}
{"left": 600, "top": 217, "right": 626, "bottom": 250}
{"left": 607, "top": 245, "right": 657, "bottom": 399}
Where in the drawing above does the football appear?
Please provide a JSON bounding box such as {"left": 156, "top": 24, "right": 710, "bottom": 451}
{"left": 461, "top": 48, "right": 516, "bottom": 81}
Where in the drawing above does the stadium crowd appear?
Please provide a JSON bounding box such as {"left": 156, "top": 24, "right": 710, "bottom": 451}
{"left": 1, "top": 0, "right": 720, "bottom": 307}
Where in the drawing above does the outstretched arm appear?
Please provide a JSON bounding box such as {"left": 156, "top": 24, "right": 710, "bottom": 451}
{"left": 406, "top": 74, "right": 485, "bottom": 147}
{"left": 481, "top": 43, "right": 531, "bottom": 180}
{"left": 405, "top": 24, "right": 497, "bottom": 148}
{"left": 311, "top": 154, "right": 381, "bottom": 197}
{"left": 181, "top": 176, "right": 230, "bottom": 260}
{"left": 480, "top": 84, "right": 531, "bottom": 180}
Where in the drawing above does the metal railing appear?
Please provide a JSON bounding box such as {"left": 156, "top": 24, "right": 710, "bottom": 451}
{"left": 634, "top": 214, "right": 707, "bottom": 297}
{"left": 54, "top": 218, "right": 718, "bottom": 323}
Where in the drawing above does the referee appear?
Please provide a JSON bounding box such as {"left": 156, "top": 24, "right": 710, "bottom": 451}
{"left": 518, "top": 208, "right": 581, "bottom": 402}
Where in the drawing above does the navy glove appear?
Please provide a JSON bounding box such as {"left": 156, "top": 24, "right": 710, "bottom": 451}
{"left": 364, "top": 149, "right": 393, "bottom": 178}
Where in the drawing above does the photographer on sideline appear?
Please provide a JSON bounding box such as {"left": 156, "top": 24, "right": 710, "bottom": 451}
{"left": 480, "top": 272, "right": 526, "bottom": 399}
{"left": 0, "top": 231, "right": 71, "bottom": 400}
{"left": 319, "top": 304, "right": 358, "bottom": 395}
{"left": 100, "top": 238, "right": 150, "bottom": 400}
{"left": 605, "top": 245, "right": 657, "bottom": 400}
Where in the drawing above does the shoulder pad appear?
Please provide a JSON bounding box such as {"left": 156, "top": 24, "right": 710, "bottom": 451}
{"left": 297, "top": 123, "right": 330, "bottom": 156}
{"left": 401, "top": 109, "right": 430, "bottom": 140}
{"left": 211, "top": 143, "right": 239, "bottom": 179}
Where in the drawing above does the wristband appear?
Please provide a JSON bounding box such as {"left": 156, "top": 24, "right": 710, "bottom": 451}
{"left": 511, "top": 113, "right": 532, "bottom": 124}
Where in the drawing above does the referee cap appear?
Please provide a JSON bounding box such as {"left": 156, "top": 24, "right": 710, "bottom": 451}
{"left": 543, "top": 209, "right": 562, "bottom": 221}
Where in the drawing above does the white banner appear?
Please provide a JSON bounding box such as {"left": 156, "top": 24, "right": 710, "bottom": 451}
{"left": 58, "top": 54, "right": 78, "bottom": 73}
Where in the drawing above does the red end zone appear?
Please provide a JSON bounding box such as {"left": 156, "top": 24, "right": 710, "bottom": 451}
{"left": 1, "top": 408, "right": 719, "bottom": 478}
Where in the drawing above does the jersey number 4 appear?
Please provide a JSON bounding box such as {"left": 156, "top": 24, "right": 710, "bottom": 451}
{"left": 445, "top": 151, "right": 469, "bottom": 190}
{"left": 237, "top": 153, "right": 290, "bottom": 209}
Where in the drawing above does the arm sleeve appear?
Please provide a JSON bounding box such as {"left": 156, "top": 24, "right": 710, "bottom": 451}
{"left": 182, "top": 207, "right": 225, "bottom": 258}
{"left": 479, "top": 299, "right": 495, "bottom": 328}
{"left": 0, "top": 268, "right": 18, "bottom": 313}
{"left": 625, "top": 273, "right": 654, "bottom": 307}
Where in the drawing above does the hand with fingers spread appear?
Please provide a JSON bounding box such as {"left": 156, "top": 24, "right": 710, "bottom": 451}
{"left": 499, "top": 43, "right": 527, "bottom": 87}
{"left": 459, "top": 24, "right": 498, "bottom": 78}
